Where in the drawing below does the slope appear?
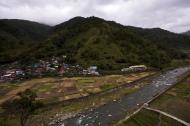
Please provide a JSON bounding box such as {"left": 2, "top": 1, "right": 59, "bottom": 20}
{"left": 29, "top": 17, "right": 184, "bottom": 69}
{"left": 0, "top": 19, "right": 51, "bottom": 63}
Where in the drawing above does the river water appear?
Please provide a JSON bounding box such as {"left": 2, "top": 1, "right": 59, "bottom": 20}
{"left": 52, "top": 67, "right": 190, "bottom": 126}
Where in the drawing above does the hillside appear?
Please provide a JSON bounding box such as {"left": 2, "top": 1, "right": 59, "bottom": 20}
{"left": 0, "top": 19, "right": 51, "bottom": 63}
{"left": 0, "top": 17, "right": 190, "bottom": 69}
{"left": 127, "top": 27, "right": 190, "bottom": 50}
{"left": 25, "top": 17, "right": 188, "bottom": 69}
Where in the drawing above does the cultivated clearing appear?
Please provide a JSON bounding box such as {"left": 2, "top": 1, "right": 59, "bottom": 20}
{"left": 150, "top": 74, "right": 190, "bottom": 123}
{"left": 119, "top": 73, "right": 190, "bottom": 126}
{"left": 119, "top": 109, "right": 185, "bottom": 126}
{"left": 0, "top": 72, "right": 154, "bottom": 104}
{"left": 0, "top": 71, "right": 155, "bottom": 126}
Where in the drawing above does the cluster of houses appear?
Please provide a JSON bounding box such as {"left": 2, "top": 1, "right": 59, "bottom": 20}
{"left": 0, "top": 55, "right": 148, "bottom": 83}
{"left": 0, "top": 56, "right": 99, "bottom": 82}
{"left": 0, "top": 69, "right": 25, "bottom": 82}
{"left": 83, "top": 66, "right": 99, "bottom": 75}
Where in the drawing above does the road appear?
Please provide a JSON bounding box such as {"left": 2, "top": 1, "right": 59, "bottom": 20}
{"left": 49, "top": 67, "right": 190, "bottom": 126}
{"left": 144, "top": 107, "right": 190, "bottom": 126}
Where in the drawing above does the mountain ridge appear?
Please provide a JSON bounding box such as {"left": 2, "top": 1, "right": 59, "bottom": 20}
{"left": 0, "top": 16, "right": 189, "bottom": 69}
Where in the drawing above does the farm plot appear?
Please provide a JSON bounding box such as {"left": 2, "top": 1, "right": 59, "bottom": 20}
{"left": 0, "top": 72, "right": 154, "bottom": 104}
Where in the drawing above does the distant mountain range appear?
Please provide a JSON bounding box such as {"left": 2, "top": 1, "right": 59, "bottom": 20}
{"left": 0, "top": 17, "right": 189, "bottom": 69}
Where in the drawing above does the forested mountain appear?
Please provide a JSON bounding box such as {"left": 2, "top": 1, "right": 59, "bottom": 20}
{"left": 0, "top": 17, "right": 190, "bottom": 69}
{"left": 126, "top": 27, "right": 190, "bottom": 50}
{"left": 0, "top": 19, "right": 51, "bottom": 63}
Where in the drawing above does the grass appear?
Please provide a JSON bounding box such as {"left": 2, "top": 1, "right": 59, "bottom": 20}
{"left": 33, "top": 83, "right": 54, "bottom": 93}
{"left": 150, "top": 75, "right": 190, "bottom": 123}
{"left": 119, "top": 109, "right": 185, "bottom": 126}
{"left": 78, "top": 78, "right": 95, "bottom": 84}
{"left": 118, "top": 73, "right": 190, "bottom": 126}
{"left": 0, "top": 71, "right": 155, "bottom": 126}
{"left": 99, "top": 83, "right": 115, "bottom": 90}
{"left": 0, "top": 83, "right": 18, "bottom": 96}
{"left": 160, "top": 116, "right": 185, "bottom": 126}
{"left": 9, "top": 85, "right": 140, "bottom": 126}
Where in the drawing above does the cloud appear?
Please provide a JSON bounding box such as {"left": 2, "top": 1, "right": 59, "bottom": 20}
{"left": 0, "top": 0, "right": 190, "bottom": 32}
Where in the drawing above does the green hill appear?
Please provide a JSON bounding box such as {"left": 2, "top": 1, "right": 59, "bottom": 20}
{"left": 126, "top": 27, "right": 190, "bottom": 50}
{"left": 0, "top": 17, "right": 189, "bottom": 69}
{"left": 0, "top": 19, "right": 51, "bottom": 63}
{"left": 27, "top": 17, "right": 188, "bottom": 69}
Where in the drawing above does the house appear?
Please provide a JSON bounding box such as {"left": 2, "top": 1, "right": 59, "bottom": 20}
{"left": 2, "top": 73, "right": 15, "bottom": 81}
{"left": 88, "top": 66, "right": 99, "bottom": 75}
{"left": 121, "top": 68, "right": 131, "bottom": 72}
{"left": 35, "top": 68, "right": 45, "bottom": 75}
{"left": 121, "top": 65, "right": 147, "bottom": 72}
{"left": 129, "top": 65, "right": 147, "bottom": 71}
{"left": 58, "top": 66, "right": 65, "bottom": 74}
{"left": 6, "top": 70, "right": 15, "bottom": 74}
{"left": 15, "top": 70, "right": 25, "bottom": 76}
{"left": 46, "top": 67, "right": 56, "bottom": 72}
{"left": 83, "top": 70, "right": 88, "bottom": 75}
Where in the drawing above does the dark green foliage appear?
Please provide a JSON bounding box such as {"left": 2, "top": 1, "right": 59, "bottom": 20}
{"left": 35, "top": 17, "right": 180, "bottom": 69}
{"left": 0, "top": 19, "right": 51, "bottom": 64}
{"left": 0, "top": 19, "right": 50, "bottom": 41}
{"left": 0, "top": 17, "right": 190, "bottom": 69}
{"left": 126, "top": 27, "right": 190, "bottom": 50}
{"left": 120, "top": 109, "right": 185, "bottom": 126}
{"left": 1, "top": 89, "right": 43, "bottom": 126}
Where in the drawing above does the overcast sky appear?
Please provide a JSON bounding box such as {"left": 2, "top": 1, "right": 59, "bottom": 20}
{"left": 0, "top": 0, "right": 190, "bottom": 33}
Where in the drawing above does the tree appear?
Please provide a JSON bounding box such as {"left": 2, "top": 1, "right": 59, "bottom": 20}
{"left": 1, "top": 89, "right": 43, "bottom": 126}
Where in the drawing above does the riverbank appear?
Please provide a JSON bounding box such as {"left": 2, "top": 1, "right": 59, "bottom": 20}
{"left": 0, "top": 71, "right": 155, "bottom": 126}
{"left": 56, "top": 67, "right": 190, "bottom": 126}
{"left": 117, "top": 69, "right": 190, "bottom": 126}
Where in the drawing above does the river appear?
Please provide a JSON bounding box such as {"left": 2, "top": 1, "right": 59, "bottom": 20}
{"left": 51, "top": 67, "right": 190, "bottom": 126}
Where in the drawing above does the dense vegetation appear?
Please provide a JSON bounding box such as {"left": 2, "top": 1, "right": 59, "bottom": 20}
{"left": 1, "top": 89, "right": 43, "bottom": 126}
{"left": 0, "top": 17, "right": 190, "bottom": 69}
{"left": 127, "top": 27, "right": 190, "bottom": 50}
{"left": 0, "top": 19, "right": 51, "bottom": 64}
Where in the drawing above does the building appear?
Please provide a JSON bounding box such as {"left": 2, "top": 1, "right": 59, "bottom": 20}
{"left": 129, "top": 65, "right": 147, "bottom": 71}
{"left": 121, "top": 65, "right": 147, "bottom": 72}
{"left": 58, "top": 66, "right": 65, "bottom": 74}
{"left": 15, "top": 70, "right": 25, "bottom": 76}
{"left": 88, "top": 66, "right": 99, "bottom": 75}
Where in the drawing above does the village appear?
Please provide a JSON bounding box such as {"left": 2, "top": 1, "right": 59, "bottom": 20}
{"left": 0, "top": 55, "right": 148, "bottom": 82}
{"left": 0, "top": 56, "right": 100, "bottom": 82}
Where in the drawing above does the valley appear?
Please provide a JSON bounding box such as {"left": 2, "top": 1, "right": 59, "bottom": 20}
{"left": 0, "top": 16, "right": 190, "bottom": 126}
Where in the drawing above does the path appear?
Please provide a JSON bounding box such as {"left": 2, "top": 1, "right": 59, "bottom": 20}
{"left": 144, "top": 107, "right": 190, "bottom": 126}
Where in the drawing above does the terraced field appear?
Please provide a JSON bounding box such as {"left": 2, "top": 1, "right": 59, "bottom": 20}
{"left": 0, "top": 72, "right": 155, "bottom": 126}
{"left": 119, "top": 109, "right": 185, "bottom": 126}
{"left": 150, "top": 74, "right": 190, "bottom": 123}
{"left": 0, "top": 72, "right": 153, "bottom": 104}
{"left": 119, "top": 71, "right": 190, "bottom": 126}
